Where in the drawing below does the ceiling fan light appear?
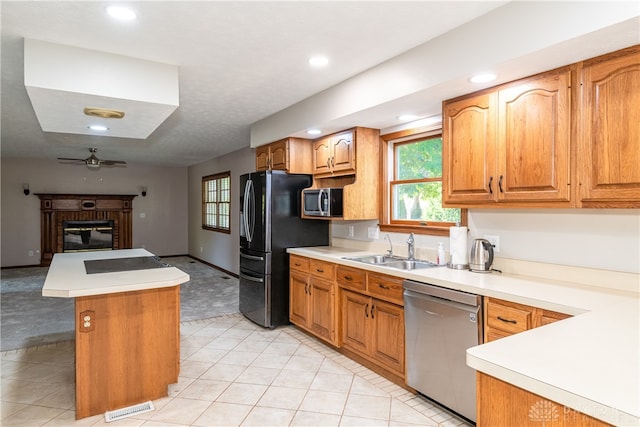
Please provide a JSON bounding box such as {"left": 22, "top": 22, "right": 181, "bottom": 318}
{"left": 84, "top": 107, "right": 125, "bottom": 119}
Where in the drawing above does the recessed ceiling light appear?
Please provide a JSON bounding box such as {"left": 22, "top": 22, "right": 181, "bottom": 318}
{"left": 107, "top": 6, "right": 137, "bottom": 21}
{"left": 470, "top": 73, "right": 497, "bottom": 83}
{"left": 88, "top": 125, "right": 109, "bottom": 132}
{"left": 306, "top": 129, "right": 322, "bottom": 136}
{"left": 397, "top": 114, "right": 420, "bottom": 121}
{"left": 308, "top": 56, "right": 329, "bottom": 67}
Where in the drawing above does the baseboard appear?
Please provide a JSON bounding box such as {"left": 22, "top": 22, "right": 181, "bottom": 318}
{"left": 185, "top": 255, "right": 239, "bottom": 278}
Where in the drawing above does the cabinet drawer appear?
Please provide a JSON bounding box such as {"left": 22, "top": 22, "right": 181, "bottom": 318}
{"left": 367, "top": 273, "right": 403, "bottom": 304}
{"left": 486, "top": 299, "right": 532, "bottom": 334}
{"left": 309, "top": 259, "right": 335, "bottom": 280}
{"left": 290, "top": 255, "right": 309, "bottom": 273}
{"left": 336, "top": 266, "right": 366, "bottom": 290}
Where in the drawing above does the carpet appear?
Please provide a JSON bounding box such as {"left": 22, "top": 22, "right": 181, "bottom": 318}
{"left": 0, "top": 256, "right": 239, "bottom": 351}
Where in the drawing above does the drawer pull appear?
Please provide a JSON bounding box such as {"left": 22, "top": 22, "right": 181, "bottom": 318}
{"left": 316, "top": 268, "right": 324, "bottom": 273}
{"left": 497, "top": 316, "right": 517, "bottom": 324}
{"left": 343, "top": 275, "right": 353, "bottom": 281}
{"left": 378, "top": 284, "right": 390, "bottom": 290}
{"left": 294, "top": 263, "right": 301, "bottom": 267}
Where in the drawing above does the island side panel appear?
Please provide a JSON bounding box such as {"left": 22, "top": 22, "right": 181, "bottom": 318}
{"left": 75, "top": 286, "right": 180, "bottom": 419}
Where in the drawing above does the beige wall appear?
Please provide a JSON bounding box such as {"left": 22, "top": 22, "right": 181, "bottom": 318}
{"left": 1, "top": 157, "right": 188, "bottom": 267}
{"left": 188, "top": 146, "right": 255, "bottom": 274}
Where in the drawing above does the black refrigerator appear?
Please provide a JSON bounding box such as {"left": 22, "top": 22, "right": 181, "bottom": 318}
{"left": 239, "top": 170, "right": 329, "bottom": 328}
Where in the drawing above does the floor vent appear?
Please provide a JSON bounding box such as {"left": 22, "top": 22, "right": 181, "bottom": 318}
{"left": 104, "top": 401, "right": 154, "bottom": 423}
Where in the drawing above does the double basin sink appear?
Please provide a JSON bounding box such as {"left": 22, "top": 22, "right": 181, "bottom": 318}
{"left": 342, "top": 254, "right": 439, "bottom": 271}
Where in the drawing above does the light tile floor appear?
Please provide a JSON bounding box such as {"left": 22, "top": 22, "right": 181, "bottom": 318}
{"left": 1, "top": 314, "right": 472, "bottom": 427}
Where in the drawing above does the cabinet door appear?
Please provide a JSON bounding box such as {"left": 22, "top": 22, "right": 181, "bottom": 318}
{"left": 579, "top": 46, "right": 640, "bottom": 206}
{"left": 497, "top": 69, "right": 572, "bottom": 203}
{"left": 370, "top": 299, "right": 405, "bottom": 374}
{"left": 341, "top": 289, "right": 370, "bottom": 355}
{"left": 309, "top": 276, "right": 336, "bottom": 344}
{"left": 255, "top": 145, "right": 271, "bottom": 171}
{"left": 312, "top": 137, "right": 332, "bottom": 175}
{"left": 269, "top": 139, "right": 288, "bottom": 171}
{"left": 289, "top": 271, "right": 309, "bottom": 327}
{"left": 443, "top": 92, "right": 498, "bottom": 204}
{"left": 330, "top": 131, "right": 355, "bottom": 174}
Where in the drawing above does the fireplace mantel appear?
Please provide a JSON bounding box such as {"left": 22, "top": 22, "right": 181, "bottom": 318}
{"left": 35, "top": 194, "right": 136, "bottom": 266}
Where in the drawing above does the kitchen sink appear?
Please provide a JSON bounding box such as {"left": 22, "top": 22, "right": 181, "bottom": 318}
{"left": 342, "top": 255, "right": 439, "bottom": 270}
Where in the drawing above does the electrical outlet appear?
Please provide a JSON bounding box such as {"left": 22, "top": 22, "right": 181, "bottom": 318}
{"left": 28, "top": 250, "right": 34, "bottom": 257}
{"left": 367, "top": 227, "right": 379, "bottom": 239}
{"left": 484, "top": 234, "right": 500, "bottom": 252}
{"left": 348, "top": 225, "right": 355, "bottom": 238}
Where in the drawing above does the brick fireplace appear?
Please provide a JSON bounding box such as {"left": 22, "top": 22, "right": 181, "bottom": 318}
{"left": 36, "top": 194, "right": 136, "bottom": 266}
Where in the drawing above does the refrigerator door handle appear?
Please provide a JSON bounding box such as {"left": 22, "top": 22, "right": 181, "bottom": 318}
{"left": 243, "top": 179, "right": 254, "bottom": 243}
{"left": 240, "top": 273, "right": 264, "bottom": 283}
{"left": 240, "top": 253, "right": 264, "bottom": 261}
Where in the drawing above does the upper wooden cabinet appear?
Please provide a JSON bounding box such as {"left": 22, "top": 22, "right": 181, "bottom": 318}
{"left": 443, "top": 67, "right": 573, "bottom": 207}
{"left": 578, "top": 45, "right": 640, "bottom": 207}
{"left": 312, "top": 130, "right": 355, "bottom": 176}
{"left": 255, "top": 137, "right": 312, "bottom": 174}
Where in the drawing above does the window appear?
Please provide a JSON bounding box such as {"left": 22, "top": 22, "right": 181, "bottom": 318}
{"left": 380, "top": 127, "right": 466, "bottom": 236}
{"left": 202, "top": 172, "right": 231, "bottom": 233}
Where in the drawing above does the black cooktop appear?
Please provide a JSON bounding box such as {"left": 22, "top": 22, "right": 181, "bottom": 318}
{"left": 84, "top": 256, "right": 171, "bottom": 275}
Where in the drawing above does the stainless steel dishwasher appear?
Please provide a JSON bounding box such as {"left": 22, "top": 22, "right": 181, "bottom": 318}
{"left": 403, "top": 280, "right": 483, "bottom": 423}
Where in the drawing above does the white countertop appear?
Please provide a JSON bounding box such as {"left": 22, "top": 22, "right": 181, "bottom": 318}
{"left": 42, "top": 249, "right": 190, "bottom": 298}
{"left": 288, "top": 246, "right": 640, "bottom": 426}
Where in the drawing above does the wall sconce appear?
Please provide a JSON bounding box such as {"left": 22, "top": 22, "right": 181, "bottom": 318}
{"left": 141, "top": 186, "right": 147, "bottom": 197}
{"left": 23, "top": 183, "right": 30, "bottom": 196}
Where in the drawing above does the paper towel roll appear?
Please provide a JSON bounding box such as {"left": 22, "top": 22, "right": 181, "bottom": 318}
{"left": 449, "top": 226, "right": 468, "bottom": 266}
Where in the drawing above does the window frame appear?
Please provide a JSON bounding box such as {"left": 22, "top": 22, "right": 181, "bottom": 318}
{"left": 202, "top": 171, "right": 231, "bottom": 234}
{"left": 380, "top": 126, "right": 467, "bottom": 237}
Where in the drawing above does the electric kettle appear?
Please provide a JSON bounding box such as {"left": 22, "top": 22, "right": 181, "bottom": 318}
{"left": 469, "top": 238, "right": 494, "bottom": 273}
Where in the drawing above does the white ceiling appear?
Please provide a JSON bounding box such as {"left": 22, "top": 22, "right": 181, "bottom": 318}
{"left": 1, "top": 1, "right": 638, "bottom": 167}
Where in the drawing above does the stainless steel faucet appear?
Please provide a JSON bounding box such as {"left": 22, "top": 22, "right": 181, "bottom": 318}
{"left": 385, "top": 234, "right": 393, "bottom": 257}
{"left": 407, "top": 232, "right": 415, "bottom": 260}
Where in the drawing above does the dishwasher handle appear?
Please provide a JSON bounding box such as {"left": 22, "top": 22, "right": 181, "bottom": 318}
{"left": 403, "top": 288, "right": 481, "bottom": 316}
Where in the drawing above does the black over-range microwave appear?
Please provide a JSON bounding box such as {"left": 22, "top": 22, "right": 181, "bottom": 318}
{"left": 302, "top": 188, "right": 344, "bottom": 217}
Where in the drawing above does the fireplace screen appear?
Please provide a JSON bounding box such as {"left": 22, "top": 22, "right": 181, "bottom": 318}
{"left": 63, "top": 220, "right": 114, "bottom": 252}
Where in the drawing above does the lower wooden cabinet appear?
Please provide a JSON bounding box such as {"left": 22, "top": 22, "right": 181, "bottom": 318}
{"left": 477, "top": 373, "right": 612, "bottom": 426}
{"left": 341, "top": 288, "right": 405, "bottom": 376}
{"left": 484, "top": 296, "right": 571, "bottom": 342}
{"left": 289, "top": 256, "right": 338, "bottom": 346}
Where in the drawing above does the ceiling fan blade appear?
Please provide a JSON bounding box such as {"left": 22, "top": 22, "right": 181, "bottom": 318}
{"left": 57, "top": 157, "right": 86, "bottom": 162}
{"left": 100, "top": 160, "right": 127, "bottom": 165}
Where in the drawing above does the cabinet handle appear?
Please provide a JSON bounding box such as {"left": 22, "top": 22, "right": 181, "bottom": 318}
{"left": 327, "top": 158, "right": 331, "bottom": 168}
{"left": 498, "top": 175, "right": 504, "bottom": 193}
{"left": 343, "top": 275, "right": 353, "bottom": 281}
{"left": 497, "top": 316, "right": 517, "bottom": 324}
{"left": 488, "top": 176, "right": 494, "bottom": 194}
{"left": 371, "top": 305, "right": 375, "bottom": 319}
{"left": 378, "top": 283, "right": 390, "bottom": 290}
{"left": 331, "top": 156, "right": 335, "bottom": 167}
{"left": 365, "top": 303, "right": 369, "bottom": 318}
{"left": 304, "top": 283, "right": 308, "bottom": 294}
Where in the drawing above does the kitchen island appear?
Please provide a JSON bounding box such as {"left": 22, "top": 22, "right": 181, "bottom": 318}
{"left": 42, "top": 248, "right": 190, "bottom": 419}
{"left": 288, "top": 246, "right": 639, "bottom": 427}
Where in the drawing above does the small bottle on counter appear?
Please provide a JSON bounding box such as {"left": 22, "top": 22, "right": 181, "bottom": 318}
{"left": 437, "top": 242, "right": 446, "bottom": 265}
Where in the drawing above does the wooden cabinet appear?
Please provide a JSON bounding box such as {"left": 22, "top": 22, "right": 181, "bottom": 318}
{"left": 289, "top": 255, "right": 338, "bottom": 345}
{"left": 443, "top": 68, "right": 573, "bottom": 207}
{"left": 256, "top": 137, "right": 312, "bottom": 173}
{"left": 312, "top": 130, "right": 355, "bottom": 176}
{"left": 341, "top": 288, "right": 405, "bottom": 376}
{"left": 305, "top": 127, "right": 380, "bottom": 220}
{"left": 477, "top": 373, "right": 612, "bottom": 426}
{"left": 338, "top": 268, "right": 405, "bottom": 377}
{"left": 484, "top": 297, "right": 571, "bottom": 343}
{"left": 578, "top": 45, "right": 640, "bottom": 207}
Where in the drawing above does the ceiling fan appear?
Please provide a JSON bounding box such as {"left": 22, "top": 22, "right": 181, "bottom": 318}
{"left": 58, "top": 148, "right": 127, "bottom": 169}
